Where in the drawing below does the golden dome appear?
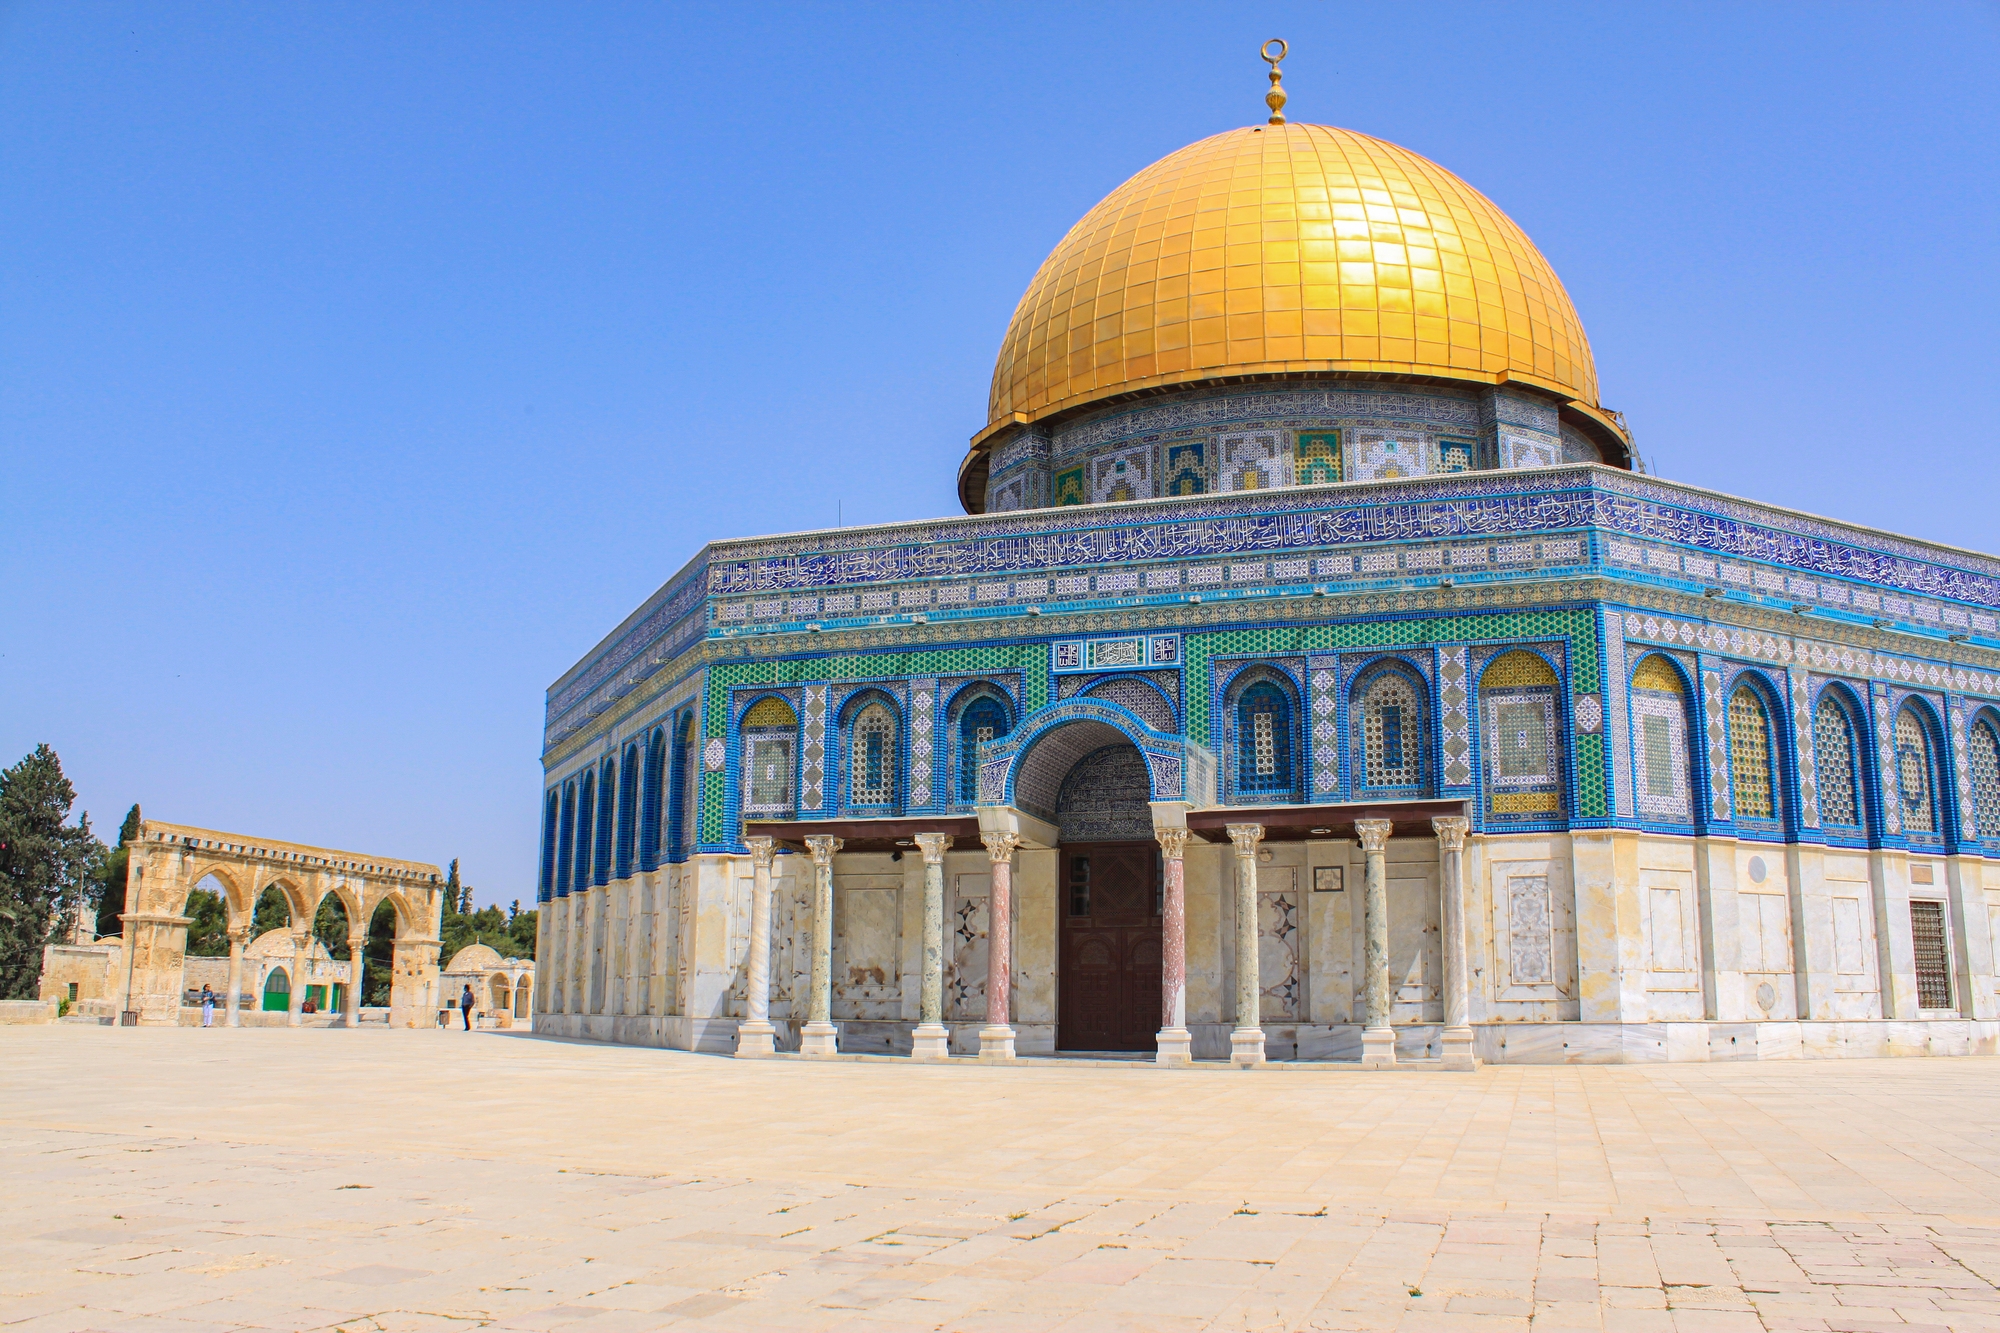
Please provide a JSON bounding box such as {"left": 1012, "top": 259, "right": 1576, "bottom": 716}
{"left": 984, "top": 122, "right": 1602, "bottom": 439}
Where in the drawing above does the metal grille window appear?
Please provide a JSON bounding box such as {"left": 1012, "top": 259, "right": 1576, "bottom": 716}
{"left": 1630, "top": 655, "right": 1692, "bottom": 820}
{"left": 958, "top": 695, "right": 1009, "bottom": 803}
{"left": 1896, "top": 708, "right": 1935, "bottom": 834}
{"left": 1360, "top": 672, "right": 1421, "bottom": 789}
{"left": 851, "top": 704, "right": 896, "bottom": 805}
{"left": 1728, "top": 686, "right": 1775, "bottom": 820}
{"left": 1815, "top": 698, "right": 1860, "bottom": 827}
{"left": 742, "top": 697, "right": 799, "bottom": 815}
{"left": 1643, "top": 716, "right": 1676, "bottom": 798}
{"left": 1236, "top": 679, "right": 1294, "bottom": 795}
{"left": 1970, "top": 720, "right": 2000, "bottom": 838}
{"left": 1910, "top": 899, "right": 1952, "bottom": 1009}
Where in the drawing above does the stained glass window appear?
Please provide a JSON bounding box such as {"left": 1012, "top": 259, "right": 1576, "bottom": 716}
{"left": 1970, "top": 720, "right": 2000, "bottom": 839}
{"left": 1814, "top": 697, "right": 1860, "bottom": 827}
{"left": 1359, "top": 671, "right": 1421, "bottom": 790}
{"left": 958, "top": 695, "right": 1010, "bottom": 803}
{"left": 1896, "top": 708, "right": 1935, "bottom": 834}
{"left": 851, "top": 703, "right": 896, "bottom": 806}
{"left": 1728, "top": 686, "right": 1775, "bottom": 820}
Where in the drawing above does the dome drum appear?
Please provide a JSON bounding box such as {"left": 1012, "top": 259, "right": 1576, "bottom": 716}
{"left": 962, "top": 120, "right": 1630, "bottom": 514}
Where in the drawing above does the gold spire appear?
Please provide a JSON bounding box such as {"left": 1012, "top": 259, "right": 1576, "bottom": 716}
{"left": 1261, "top": 38, "right": 1288, "bottom": 124}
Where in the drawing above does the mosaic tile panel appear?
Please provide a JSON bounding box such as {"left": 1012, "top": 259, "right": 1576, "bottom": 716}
{"left": 1604, "top": 609, "right": 1633, "bottom": 819}
{"left": 1082, "top": 676, "right": 1177, "bottom": 732}
{"left": 1162, "top": 440, "right": 1207, "bottom": 496}
{"left": 909, "top": 678, "right": 936, "bottom": 809}
{"left": 1438, "top": 645, "right": 1472, "bottom": 788}
{"left": 1950, "top": 696, "right": 1975, "bottom": 838}
{"left": 1349, "top": 432, "right": 1429, "bottom": 482}
{"left": 1294, "top": 431, "right": 1341, "bottom": 486}
{"left": 800, "top": 684, "right": 827, "bottom": 810}
{"left": 1258, "top": 880, "right": 1301, "bottom": 1021}
{"left": 1218, "top": 432, "right": 1289, "bottom": 491}
{"left": 1090, "top": 446, "right": 1153, "bottom": 504}
{"left": 1702, "top": 660, "right": 1730, "bottom": 821}
{"left": 1792, "top": 669, "right": 1819, "bottom": 828}
{"left": 1309, "top": 655, "right": 1340, "bottom": 797}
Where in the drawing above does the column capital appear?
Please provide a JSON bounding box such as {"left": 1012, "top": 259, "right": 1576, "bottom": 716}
{"left": 1355, "top": 818, "right": 1393, "bottom": 852}
{"left": 746, "top": 835, "right": 777, "bottom": 868}
{"left": 980, "top": 831, "right": 1022, "bottom": 863}
{"left": 289, "top": 929, "right": 311, "bottom": 948}
{"left": 913, "top": 832, "right": 954, "bottom": 864}
{"left": 346, "top": 931, "right": 368, "bottom": 947}
{"left": 226, "top": 925, "right": 249, "bottom": 945}
{"left": 804, "top": 834, "right": 844, "bottom": 867}
{"left": 1154, "top": 827, "right": 1192, "bottom": 860}
{"left": 1431, "top": 815, "right": 1469, "bottom": 852}
{"left": 1224, "top": 822, "right": 1265, "bottom": 855}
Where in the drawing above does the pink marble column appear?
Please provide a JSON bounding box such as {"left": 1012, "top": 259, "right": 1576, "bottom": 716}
{"left": 978, "top": 832, "right": 1021, "bottom": 1060}
{"left": 1154, "top": 827, "right": 1192, "bottom": 1065}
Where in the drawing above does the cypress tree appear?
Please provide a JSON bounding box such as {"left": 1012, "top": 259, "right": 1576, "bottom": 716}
{"left": 0, "top": 746, "right": 104, "bottom": 999}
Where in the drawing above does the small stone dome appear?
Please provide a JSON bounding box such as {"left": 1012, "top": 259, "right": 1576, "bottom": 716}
{"left": 444, "top": 943, "right": 505, "bottom": 973}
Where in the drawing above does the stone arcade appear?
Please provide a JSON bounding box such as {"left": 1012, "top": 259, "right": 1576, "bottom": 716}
{"left": 533, "top": 61, "right": 2000, "bottom": 1065}
{"left": 114, "top": 821, "right": 446, "bottom": 1027}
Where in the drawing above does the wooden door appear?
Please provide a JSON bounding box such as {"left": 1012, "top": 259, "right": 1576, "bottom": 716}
{"left": 1057, "top": 842, "right": 1161, "bottom": 1051}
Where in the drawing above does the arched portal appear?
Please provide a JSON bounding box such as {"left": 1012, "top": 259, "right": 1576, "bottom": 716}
{"left": 1016, "top": 722, "right": 1160, "bottom": 1053}
{"left": 261, "top": 966, "right": 291, "bottom": 1011}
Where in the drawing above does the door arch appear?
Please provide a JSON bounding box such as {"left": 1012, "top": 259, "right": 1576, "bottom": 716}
{"left": 1049, "top": 736, "right": 1160, "bottom": 1052}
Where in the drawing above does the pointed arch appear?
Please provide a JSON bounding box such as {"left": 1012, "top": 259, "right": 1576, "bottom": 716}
{"left": 740, "top": 695, "right": 800, "bottom": 817}
{"left": 947, "top": 682, "right": 1015, "bottom": 805}
{"left": 1895, "top": 698, "right": 1947, "bottom": 838}
{"left": 1349, "top": 657, "right": 1430, "bottom": 798}
{"left": 593, "top": 755, "right": 616, "bottom": 885}
{"left": 615, "top": 741, "right": 641, "bottom": 879}
{"left": 572, "top": 768, "right": 596, "bottom": 894}
{"left": 1223, "top": 664, "right": 1301, "bottom": 802}
{"left": 838, "top": 689, "right": 903, "bottom": 811}
{"left": 1479, "top": 648, "right": 1564, "bottom": 820}
{"left": 1727, "top": 672, "right": 1785, "bottom": 824}
{"left": 666, "top": 710, "right": 696, "bottom": 861}
{"left": 555, "top": 779, "right": 577, "bottom": 898}
{"left": 638, "top": 725, "right": 667, "bottom": 871}
{"left": 539, "top": 787, "right": 561, "bottom": 902}
{"left": 1968, "top": 708, "right": 2000, "bottom": 841}
{"left": 1629, "top": 652, "right": 1694, "bottom": 824}
{"left": 1812, "top": 683, "right": 1869, "bottom": 834}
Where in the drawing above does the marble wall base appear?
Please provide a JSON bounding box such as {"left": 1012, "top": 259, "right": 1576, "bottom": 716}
{"left": 532, "top": 1013, "right": 741, "bottom": 1053}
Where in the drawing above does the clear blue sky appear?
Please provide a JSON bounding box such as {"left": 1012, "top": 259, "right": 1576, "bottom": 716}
{"left": 4, "top": 3, "right": 1995, "bottom": 907}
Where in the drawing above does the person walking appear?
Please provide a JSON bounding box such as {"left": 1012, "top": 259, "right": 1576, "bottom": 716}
{"left": 460, "top": 984, "right": 475, "bottom": 1031}
{"left": 200, "top": 985, "right": 216, "bottom": 1028}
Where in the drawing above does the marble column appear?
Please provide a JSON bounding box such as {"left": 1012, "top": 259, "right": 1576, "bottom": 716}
{"left": 1225, "top": 824, "right": 1267, "bottom": 1067}
{"left": 1433, "top": 816, "right": 1475, "bottom": 1070}
{"left": 800, "top": 835, "right": 843, "bottom": 1056}
{"left": 224, "top": 926, "right": 246, "bottom": 1028}
{"left": 978, "top": 832, "right": 1021, "bottom": 1061}
{"left": 1356, "top": 817, "right": 1396, "bottom": 1068}
{"left": 345, "top": 932, "right": 367, "bottom": 1027}
{"left": 910, "top": 832, "right": 954, "bottom": 1060}
{"left": 1154, "top": 827, "right": 1193, "bottom": 1066}
{"left": 735, "top": 836, "right": 779, "bottom": 1057}
{"left": 287, "top": 929, "right": 309, "bottom": 1027}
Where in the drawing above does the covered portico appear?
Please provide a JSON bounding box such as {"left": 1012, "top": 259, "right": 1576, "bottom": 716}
{"left": 740, "top": 793, "right": 1474, "bottom": 1069}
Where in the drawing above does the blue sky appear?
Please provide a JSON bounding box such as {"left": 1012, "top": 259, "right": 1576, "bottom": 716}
{"left": 4, "top": 3, "right": 1995, "bottom": 906}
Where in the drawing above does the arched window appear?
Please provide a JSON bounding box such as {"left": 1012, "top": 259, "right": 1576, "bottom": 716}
{"left": 539, "top": 789, "right": 559, "bottom": 902}
{"left": 1970, "top": 716, "right": 2000, "bottom": 839}
{"left": 1728, "top": 683, "right": 1778, "bottom": 821}
{"left": 1352, "top": 665, "right": 1427, "bottom": 795}
{"left": 572, "top": 771, "right": 595, "bottom": 894}
{"left": 666, "top": 712, "right": 694, "bottom": 860}
{"left": 554, "top": 783, "right": 576, "bottom": 899}
{"left": 638, "top": 728, "right": 665, "bottom": 870}
{"left": 958, "top": 694, "right": 1011, "bottom": 803}
{"left": 1896, "top": 705, "right": 1938, "bottom": 834}
{"left": 1236, "top": 678, "right": 1297, "bottom": 797}
{"left": 849, "top": 702, "right": 898, "bottom": 807}
{"left": 742, "top": 697, "right": 799, "bottom": 816}
{"left": 1814, "top": 693, "right": 1863, "bottom": 829}
{"left": 1480, "top": 650, "right": 1563, "bottom": 818}
{"left": 594, "top": 758, "right": 616, "bottom": 885}
{"left": 1630, "top": 654, "right": 1692, "bottom": 822}
{"left": 615, "top": 742, "right": 640, "bottom": 879}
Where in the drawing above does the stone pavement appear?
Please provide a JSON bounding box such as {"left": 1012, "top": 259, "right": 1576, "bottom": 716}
{"left": 3, "top": 1029, "right": 1999, "bottom": 1331}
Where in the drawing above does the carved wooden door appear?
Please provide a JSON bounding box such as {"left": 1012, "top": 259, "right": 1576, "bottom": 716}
{"left": 1057, "top": 842, "right": 1161, "bottom": 1051}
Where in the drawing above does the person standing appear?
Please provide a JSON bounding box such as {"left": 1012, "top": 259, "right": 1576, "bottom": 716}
{"left": 200, "top": 985, "right": 216, "bottom": 1028}
{"left": 460, "top": 984, "right": 475, "bottom": 1031}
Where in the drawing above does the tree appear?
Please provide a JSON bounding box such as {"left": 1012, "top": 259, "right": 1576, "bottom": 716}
{"left": 183, "top": 888, "right": 231, "bottom": 956}
{"left": 0, "top": 746, "right": 106, "bottom": 1000}
{"left": 87, "top": 803, "right": 141, "bottom": 938}
{"left": 508, "top": 907, "right": 538, "bottom": 961}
